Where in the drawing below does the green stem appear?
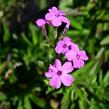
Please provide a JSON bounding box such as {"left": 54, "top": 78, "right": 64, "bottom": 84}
{"left": 42, "top": 26, "right": 54, "bottom": 47}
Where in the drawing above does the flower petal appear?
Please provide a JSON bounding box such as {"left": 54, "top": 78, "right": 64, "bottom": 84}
{"left": 35, "top": 19, "right": 46, "bottom": 27}
{"left": 50, "top": 75, "right": 61, "bottom": 89}
{"left": 61, "top": 62, "right": 74, "bottom": 73}
{"left": 52, "top": 17, "right": 62, "bottom": 27}
{"left": 79, "top": 60, "right": 85, "bottom": 68}
{"left": 71, "top": 42, "right": 79, "bottom": 53}
{"left": 49, "top": 65, "right": 57, "bottom": 72}
{"left": 45, "top": 13, "right": 55, "bottom": 21}
{"left": 60, "top": 16, "right": 70, "bottom": 28}
{"left": 54, "top": 59, "right": 62, "bottom": 70}
{"left": 62, "top": 47, "right": 69, "bottom": 54}
{"left": 55, "top": 40, "right": 64, "bottom": 54}
{"left": 45, "top": 71, "right": 56, "bottom": 78}
{"left": 73, "top": 59, "right": 85, "bottom": 68}
{"left": 49, "top": 7, "right": 58, "bottom": 13}
{"left": 60, "top": 16, "right": 70, "bottom": 24}
{"left": 79, "top": 50, "right": 88, "bottom": 61}
{"left": 63, "top": 37, "right": 71, "bottom": 43}
{"left": 66, "top": 22, "right": 70, "bottom": 28}
{"left": 61, "top": 74, "right": 74, "bottom": 86}
{"left": 65, "top": 50, "right": 76, "bottom": 61}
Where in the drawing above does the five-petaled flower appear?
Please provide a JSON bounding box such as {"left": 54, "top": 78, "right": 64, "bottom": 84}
{"left": 65, "top": 47, "right": 88, "bottom": 68}
{"left": 45, "top": 7, "right": 70, "bottom": 27}
{"left": 45, "top": 59, "right": 74, "bottom": 89}
{"left": 55, "top": 37, "right": 78, "bottom": 54}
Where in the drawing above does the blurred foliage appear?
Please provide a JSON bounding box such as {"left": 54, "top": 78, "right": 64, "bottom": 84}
{"left": 0, "top": 0, "right": 109, "bottom": 109}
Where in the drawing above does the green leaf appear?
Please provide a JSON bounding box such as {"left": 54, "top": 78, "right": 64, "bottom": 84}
{"left": 102, "top": 91, "right": 109, "bottom": 101}
{"left": 29, "top": 23, "right": 38, "bottom": 45}
{"left": 21, "top": 33, "right": 32, "bottom": 46}
{"left": 88, "top": 59, "right": 101, "bottom": 76}
{"left": 9, "top": 73, "right": 17, "bottom": 83}
{"left": 59, "top": 0, "right": 73, "bottom": 12}
{"left": 17, "top": 100, "right": 24, "bottom": 109}
{"left": 103, "top": 71, "right": 109, "bottom": 87}
{"left": 0, "top": 61, "right": 8, "bottom": 74}
{"left": 98, "top": 70, "right": 103, "bottom": 85}
{"left": 100, "top": 35, "right": 109, "bottom": 45}
{"left": 67, "top": 30, "right": 81, "bottom": 36}
{"left": 73, "top": 60, "right": 95, "bottom": 77}
{"left": 29, "top": 94, "right": 46, "bottom": 108}
{"left": 12, "top": 33, "right": 18, "bottom": 40}
{"left": 89, "top": 98, "right": 100, "bottom": 109}
{"left": 70, "top": 19, "right": 83, "bottom": 30}
{"left": 61, "top": 88, "right": 71, "bottom": 109}
{"left": 24, "top": 96, "right": 32, "bottom": 109}
{"left": 0, "top": 11, "right": 3, "bottom": 18}
{"left": 3, "top": 22, "right": 10, "bottom": 43}
{"left": 46, "top": 87, "right": 54, "bottom": 94}
{"left": 0, "top": 92, "right": 7, "bottom": 101}
{"left": 39, "top": 0, "right": 47, "bottom": 10}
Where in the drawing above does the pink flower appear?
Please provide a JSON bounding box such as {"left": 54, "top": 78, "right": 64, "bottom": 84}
{"left": 45, "top": 59, "right": 74, "bottom": 89}
{"left": 55, "top": 37, "right": 78, "bottom": 54}
{"left": 65, "top": 46, "right": 88, "bottom": 68}
{"left": 45, "top": 7, "right": 70, "bottom": 27}
{"left": 35, "top": 19, "right": 46, "bottom": 27}
{"left": 48, "top": 7, "right": 65, "bottom": 15}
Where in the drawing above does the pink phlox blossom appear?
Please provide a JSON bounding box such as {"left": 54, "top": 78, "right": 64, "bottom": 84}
{"left": 45, "top": 7, "right": 70, "bottom": 27}
{"left": 48, "top": 7, "right": 65, "bottom": 16}
{"left": 45, "top": 59, "right": 74, "bottom": 89}
{"left": 65, "top": 46, "right": 88, "bottom": 68}
{"left": 35, "top": 19, "right": 46, "bottom": 27}
{"left": 55, "top": 37, "right": 78, "bottom": 54}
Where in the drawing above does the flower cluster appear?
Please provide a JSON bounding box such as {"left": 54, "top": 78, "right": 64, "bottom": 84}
{"left": 36, "top": 7, "right": 70, "bottom": 28}
{"left": 45, "top": 37, "right": 88, "bottom": 89}
{"left": 55, "top": 37, "right": 88, "bottom": 68}
{"left": 35, "top": 6, "right": 88, "bottom": 89}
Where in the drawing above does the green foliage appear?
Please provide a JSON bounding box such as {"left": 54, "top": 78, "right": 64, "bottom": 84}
{"left": 0, "top": 0, "right": 109, "bottom": 109}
